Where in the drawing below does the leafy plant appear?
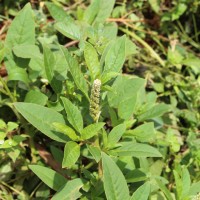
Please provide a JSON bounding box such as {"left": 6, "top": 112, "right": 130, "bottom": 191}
{"left": 0, "top": 0, "right": 200, "bottom": 199}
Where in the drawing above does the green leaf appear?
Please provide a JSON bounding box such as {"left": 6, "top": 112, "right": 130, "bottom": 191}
{"left": 107, "top": 123, "right": 126, "bottom": 147}
{"left": 61, "top": 97, "right": 83, "bottom": 133}
{"left": 4, "top": 3, "right": 35, "bottom": 51}
{"left": 95, "top": 0, "right": 115, "bottom": 24}
{"left": 62, "top": 141, "right": 80, "bottom": 168}
{"left": 14, "top": 103, "right": 69, "bottom": 143}
{"left": 181, "top": 168, "right": 191, "bottom": 197}
{"left": 0, "top": 41, "right": 4, "bottom": 63}
{"left": 172, "top": 3, "right": 187, "bottom": 21}
{"left": 52, "top": 122, "right": 79, "bottom": 141}
{"left": 29, "top": 165, "right": 67, "bottom": 191}
{"left": 59, "top": 46, "right": 89, "bottom": 99}
{"left": 137, "top": 103, "right": 170, "bottom": 122}
{"left": 4, "top": 3, "right": 35, "bottom": 72}
{"left": 126, "top": 123, "right": 155, "bottom": 142}
{"left": 104, "top": 35, "right": 126, "bottom": 73}
{"left": 108, "top": 76, "right": 145, "bottom": 108}
{"left": 24, "top": 90, "right": 48, "bottom": 105}
{"left": 83, "top": 0, "right": 115, "bottom": 24}
{"left": 45, "top": 2, "right": 73, "bottom": 22}
{"left": 114, "top": 142, "right": 162, "bottom": 157}
{"left": 125, "top": 169, "right": 147, "bottom": 183}
{"left": 8, "top": 67, "right": 30, "bottom": 85}
{"left": 155, "top": 178, "right": 173, "bottom": 200}
{"left": 125, "top": 38, "right": 138, "bottom": 56}
{"left": 43, "top": 45, "right": 62, "bottom": 93}
{"left": 87, "top": 145, "right": 101, "bottom": 163}
{"left": 50, "top": 146, "right": 64, "bottom": 164}
{"left": 83, "top": 0, "right": 100, "bottom": 24}
{"left": 148, "top": 0, "right": 160, "bottom": 14}
{"left": 182, "top": 56, "right": 200, "bottom": 75}
{"left": 189, "top": 181, "right": 200, "bottom": 196}
{"left": 81, "top": 122, "right": 105, "bottom": 140}
{"left": 130, "top": 182, "right": 151, "bottom": 200}
{"left": 12, "top": 44, "right": 41, "bottom": 59}
{"left": 102, "top": 152, "right": 130, "bottom": 200}
{"left": 55, "top": 21, "right": 81, "bottom": 40}
{"left": 52, "top": 178, "right": 83, "bottom": 200}
{"left": 107, "top": 76, "right": 146, "bottom": 120}
{"left": 84, "top": 42, "right": 101, "bottom": 80}
{"left": 101, "top": 72, "right": 120, "bottom": 84}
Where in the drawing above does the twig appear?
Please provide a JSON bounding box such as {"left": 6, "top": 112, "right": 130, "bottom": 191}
{"left": 64, "top": 40, "right": 79, "bottom": 48}
{"left": 107, "top": 18, "right": 145, "bottom": 23}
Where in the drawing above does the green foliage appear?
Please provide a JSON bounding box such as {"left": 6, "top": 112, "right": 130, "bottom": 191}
{"left": 0, "top": 0, "right": 199, "bottom": 199}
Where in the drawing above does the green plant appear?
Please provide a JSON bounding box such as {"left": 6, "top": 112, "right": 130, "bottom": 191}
{"left": 0, "top": 0, "right": 200, "bottom": 199}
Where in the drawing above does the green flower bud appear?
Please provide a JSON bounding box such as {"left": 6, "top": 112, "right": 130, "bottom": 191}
{"left": 90, "top": 79, "right": 101, "bottom": 122}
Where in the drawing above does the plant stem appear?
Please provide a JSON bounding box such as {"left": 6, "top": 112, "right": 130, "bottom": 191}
{"left": 0, "top": 181, "right": 24, "bottom": 196}
{"left": 119, "top": 27, "right": 165, "bottom": 67}
{"left": 0, "top": 76, "right": 16, "bottom": 102}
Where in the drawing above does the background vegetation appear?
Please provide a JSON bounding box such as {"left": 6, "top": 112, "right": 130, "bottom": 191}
{"left": 0, "top": 0, "right": 200, "bottom": 199}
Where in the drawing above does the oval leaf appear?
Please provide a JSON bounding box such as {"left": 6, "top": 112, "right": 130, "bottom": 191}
{"left": 107, "top": 123, "right": 126, "bottom": 147}
{"left": 84, "top": 42, "right": 101, "bottom": 80}
{"left": 62, "top": 141, "right": 80, "bottom": 168}
{"left": 61, "top": 97, "right": 83, "bottom": 133}
{"left": 14, "top": 103, "right": 69, "bottom": 143}
{"left": 104, "top": 35, "right": 126, "bottom": 73}
{"left": 29, "top": 165, "right": 67, "bottom": 191}
{"left": 81, "top": 122, "right": 105, "bottom": 140}
{"left": 52, "top": 178, "right": 83, "bottom": 200}
{"left": 102, "top": 152, "right": 130, "bottom": 200}
{"left": 130, "top": 182, "right": 151, "bottom": 200}
{"left": 114, "top": 142, "right": 162, "bottom": 157}
{"left": 52, "top": 122, "right": 79, "bottom": 141}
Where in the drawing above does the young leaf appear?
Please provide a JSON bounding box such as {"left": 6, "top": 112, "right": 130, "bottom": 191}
{"left": 93, "top": 0, "right": 115, "bottom": 24}
{"left": 130, "top": 182, "right": 151, "bottom": 200}
{"left": 84, "top": 42, "right": 101, "bottom": 80}
{"left": 102, "top": 152, "right": 130, "bottom": 200}
{"left": 4, "top": 3, "right": 35, "bottom": 51}
{"left": 107, "top": 123, "right": 126, "bottom": 147}
{"left": 29, "top": 165, "right": 67, "bottom": 191}
{"left": 113, "top": 142, "right": 162, "bottom": 157}
{"left": 45, "top": 2, "right": 73, "bottom": 22}
{"left": 59, "top": 46, "right": 89, "bottom": 99}
{"left": 104, "top": 35, "right": 126, "bottom": 73}
{"left": 81, "top": 122, "right": 105, "bottom": 140}
{"left": 61, "top": 97, "right": 83, "bottom": 133}
{"left": 4, "top": 3, "right": 35, "bottom": 72}
{"left": 52, "top": 122, "right": 79, "bottom": 141}
{"left": 55, "top": 21, "right": 81, "bottom": 40}
{"left": 52, "top": 178, "right": 83, "bottom": 200}
{"left": 43, "top": 45, "right": 62, "bottom": 93}
{"left": 83, "top": 0, "right": 100, "bottom": 24}
{"left": 14, "top": 103, "right": 69, "bottom": 143}
{"left": 87, "top": 145, "right": 101, "bottom": 163}
{"left": 62, "top": 141, "right": 80, "bottom": 168}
